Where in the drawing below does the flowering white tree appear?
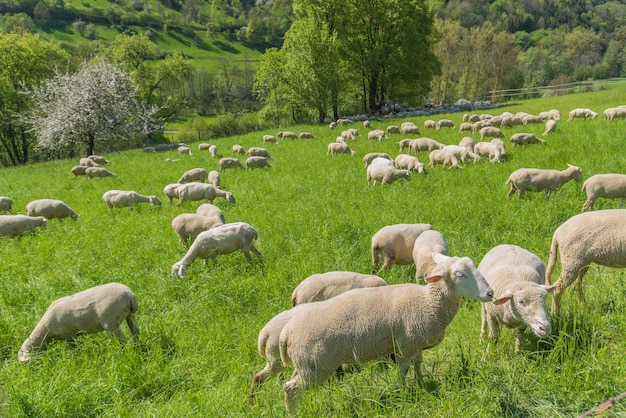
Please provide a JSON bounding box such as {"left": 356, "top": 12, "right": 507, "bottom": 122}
{"left": 24, "top": 60, "right": 161, "bottom": 157}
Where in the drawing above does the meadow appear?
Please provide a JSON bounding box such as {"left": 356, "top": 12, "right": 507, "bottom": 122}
{"left": 1, "top": 87, "right": 626, "bottom": 417}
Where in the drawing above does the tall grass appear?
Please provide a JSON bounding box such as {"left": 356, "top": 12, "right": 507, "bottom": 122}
{"left": 1, "top": 87, "right": 625, "bottom": 416}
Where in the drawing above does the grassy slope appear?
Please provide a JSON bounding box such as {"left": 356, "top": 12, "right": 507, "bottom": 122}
{"left": 0, "top": 87, "right": 626, "bottom": 416}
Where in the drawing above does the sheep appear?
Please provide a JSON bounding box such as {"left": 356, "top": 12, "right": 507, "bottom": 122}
{"left": 474, "top": 141, "right": 505, "bottom": 163}
{"left": 262, "top": 135, "right": 277, "bottom": 143}
{"left": 602, "top": 107, "right": 626, "bottom": 121}
{"left": 567, "top": 108, "right": 598, "bottom": 121}
{"left": 232, "top": 144, "right": 247, "bottom": 155}
{"left": 472, "top": 120, "right": 492, "bottom": 133}
{"left": 247, "top": 147, "right": 272, "bottom": 159}
{"left": 362, "top": 152, "right": 392, "bottom": 167}
{"left": 428, "top": 149, "right": 460, "bottom": 169}
{"left": 500, "top": 116, "right": 523, "bottom": 128}
{"left": 581, "top": 173, "right": 626, "bottom": 211}
{"left": 480, "top": 126, "right": 506, "bottom": 140}
{"left": 102, "top": 190, "right": 162, "bottom": 210}
{"left": 477, "top": 244, "right": 555, "bottom": 352}
{"left": 208, "top": 170, "right": 220, "bottom": 188}
{"left": 218, "top": 157, "right": 244, "bottom": 171}
{"left": 277, "top": 253, "right": 494, "bottom": 413}
{"left": 299, "top": 132, "right": 315, "bottom": 139}
{"left": 196, "top": 203, "right": 225, "bottom": 222}
{"left": 328, "top": 122, "right": 336, "bottom": 129}
{"left": 539, "top": 109, "right": 561, "bottom": 120}
{"left": 327, "top": 142, "right": 356, "bottom": 156}
{"left": 142, "top": 146, "right": 156, "bottom": 153}
{"left": 436, "top": 119, "right": 455, "bottom": 130}
{"left": 87, "top": 155, "right": 110, "bottom": 165}
{"left": 178, "top": 168, "right": 209, "bottom": 184}
{"left": 71, "top": 165, "right": 88, "bottom": 177}
{"left": 408, "top": 137, "right": 445, "bottom": 155}
{"left": 423, "top": 119, "right": 436, "bottom": 129}
{"left": 336, "top": 118, "right": 353, "bottom": 125}
{"left": 208, "top": 145, "right": 218, "bottom": 158}
{"left": 85, "top": 167, "right": 117, "bottom": 179}
{"left": 335, "top": 136, "right": 346, "bottom": 143}
{"left": 490, "top": 138, "right": 507, "bottom": 159}
{"left": 509, "top": 133, "right": 546, "bottom": 147}
{"left": 26, "top": 199, "right": 79, "bottom": 221}
{"left": 198, "top": 143, "right": 211, "bottom": 151}
{"left": 459, "top": 136, "right": 475, "bottom": 153}
{"left": 277, "top": 131, "right": 297, "bottom": 139}
{"left": 366, "top": 165, "right": 410, "bottom": 185}
{"left": 397, "top": 138, "right": 414, "bottom": 152}
{"left": 341, "top": 128, "right": 359, "bottom": 140}
{"left": 521, "top": 114, "right": 543, "bottom": 125}
{"left": 291, "top": 271, "right": 388, "bottom": 307}
{"left": 542, "top": 119, "right": 557, "bottom": 136}
{"left": 441, "top": 145, "right": 480, "bottom": 163}
{"left": 506, "top": 164, "right": 583, "bottom": 199}
{"left": 163, "top": 183, "right": 183, "bottom": 205}
{"left": 177, "top": 145, "right": 193, "bottom": 156}
{"left": 171, "top": 222, "right": 261, "bottom": 277}
{"left": 0, "top": 214, "right": 47, "bottom": 237}
{"left": 0, "top": 196, "right": 14, "bottom": 213}
{"left": 371, "top": 223, "right": 433, "bottom": 271}
{"left": 458, "top": 122, "right": 473, "bottom": 134}
{"left": 394, "top": 154, "right": 425, "bottom": 174}
{"left": 545, "top": 209, "right": 626, "bottom": 315}
{"left": 363, "top": 120, "right": 371, "bottom": 128}
{"left": 369, "top": 157, "right": 395, "bottom": 167}
{"left": 171, "top": 213, "right": 226, "bottom": 246}
{"left": 400, "top": 122, "right": 421, "bottom": 135}
{"left": 175, "top": 183, "right": 235, "bottom": 206}
{"left": 246, "top": 156, "right": 272, "bottom": 169}
{"left": 79, "top": 157, "right": 99, "bottom": 167}
{"left": 367, "top": 129, "right": 387, "bottom": 141}
{"left": 18, "top": 283, "right": 139, "bottom": 363}
{"left": 412, "top": 230, "right": 449, "bottom": 281}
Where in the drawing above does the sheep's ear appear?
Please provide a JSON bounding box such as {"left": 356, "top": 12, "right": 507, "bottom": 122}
{"left": 432, "top": 252, "right": 449, "bottom": 264}
{"left": 424, "top": 274, "right": 443, "bottom": 283}
{"left": 494, "top": 292, "right": 513, "bottom": 305}
{"left": 541, "top": 284, "right": 557, "bottom": 293}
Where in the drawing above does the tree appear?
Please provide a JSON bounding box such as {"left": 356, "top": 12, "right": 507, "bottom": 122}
{"left": 23, "top": 60, "right": 161, "bottom": 157}
{"left": 253, "top": 48, "right": 291, "bottom": 126}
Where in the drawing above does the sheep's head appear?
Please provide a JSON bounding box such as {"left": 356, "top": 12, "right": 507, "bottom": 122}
{"left": 225, "top": 193, "right": 236, "bottom": 204}
{"left": 149, "top": 196, "right": 162, "bottom": 205}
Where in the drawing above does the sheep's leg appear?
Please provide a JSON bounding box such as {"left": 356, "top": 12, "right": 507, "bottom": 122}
{"left": 582, "top": 197, "right": 595, "bottom": 211}
{"left": 517, "top": 188, "right": 525, "bottom": 199}
{"left": 573, "top": 267, "right": 588, "bottom": 307}
{"left": 507, "top": 184, "right": 516, "bottom": 197}
{"left": 514, "top": 329, "right": 524, "bottom": 353}
{"left": 241, "top": 247, "right": 253, "bottom": 262}
{"left": 249, "top": 360, "right": 284, "bottom": 401}
{"left": 126, "top": 312, "right": 140, "bottom": 337}
{"left": 283, "top": 374, "right": 305, "bottom": 414}
{"left": 250, "top": 244, "right": 262, "bottom": 259}
{"left": 411, "top": 350, "right": 424, "bottom": 387}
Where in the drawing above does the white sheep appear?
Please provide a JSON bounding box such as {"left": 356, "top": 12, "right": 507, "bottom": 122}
{"left": 394, "top": 154, "right": 425, "bottom": 174}
{"left": 363, "top": 120, "right": 371, "bottom": 128}
{"left": 327, "top": 142, "right": 356, "bottom": 156}
{"left": 208, "top": 170, "right": 220, "bottom": 188}
{"left": 336, "top": 118, "right": 353, "bottom": 125}
{"left": 423, "top": 119, "right": 436, "bottom": 129}
{"left": 175, "top": 183, "right": 235, "bottom": 206}
{"left": 0, "top": 196, "right": 13, "bottom": 213}
{"left": 474, "top": 142, "right": 505, "bottom": 163}
{"left": 195, "top": 203, "right": 225, "bottom": 222}
{"left": 545, "top": 209, "right": 626, "bottom": 314}
{"left": 102, "top": 190, "right": 162, "bottom": 210}
{"left": 369, "top": 157, "right": 395, "bottom": 167}
{"left": 363, "top": 152, "right": 392, "bottom": 167}
{"left": 428, "top": 149, "right": 460, "bottom": 169}
{"left": 328, "top": 122, "right": 336, "bottom": 129}
{"left": 198, "top": 143, "right": 210, "bottom": 151}
{"left": 263, "top": 135, "right": 277, "bottom": 143}
{"left": 277, "top": 131, "right": 297, "bottom": 139}
{"left": 171, "top": 213, "right": 225, "bottom": 246}
{"left": 441, "top": 145, "right": 480, "bottom": 163}
{"left": 178, "top": 168, "right": 209, "bottom": 183}
{"left": 539, "top": 109, "right": 561, "bottom": 121}
{"left": 247, "top": 147, "right": 272, "bottom": 159}
{"left": 490, "top": 138, "right": 507, "bottom": 160}
{"left": 397, "top": 138, "right": 414, "bottom": 152}
{"left": 208, "top": 145, "right": 218, "bottom": 158}
{"left": 480, "top": 126, "right": 506, "bottom": 140}
{"left": 458, "top": 122, "right": 473, "bottom": 134}
{"left": 163, "top": 183, "right": 183, "bottom": 205}
{"left": 277, "top": 253, "right": 493, "bottom": 413}
{"left": 71, "top": 165, "right": 88, "bottom": 177}
{"left": 18, "top": 282, "right": 139, "bottom": 363}
{"left": 371, "top": 223, "right": 433, "bottom": 271}
{"left": 0, "top": 214, "right": 47, "bottom": 237}
{"left": 232, "top": 144, "right": 247, "bottom": 155}
{"left": 542, "top": 119, "right": 557, "bottom": 136}
{"left": 386, "top": 125, "right": 400, "bottom": 135}
{"left": 291, "top": 271, "right": 388, "bottom": 306}
{"left": 341, "top": 128, "right": 359, "bottom": 140}
{"left": 367, "top": 129, "right": 387, "bottom": 141}
{"left": 366, "top": 165, "right": 410, "bottom": 185}
{"left": 509, "top": 133, "right": 546, "bottom": 146}
{"left": 521, "top": 114, "right": 543, "bottom": 125}
{"left": 505, "top": 164, "right": 583, "bottom": 199}
{"left": 408, "top": 137, "right": 445, "bottom": 155}
{"left": 299, "top": 132, "right": 315, "bottom": 139}
{"left": 85, "top": 167, "right": 117, "bottom": 179}
{"left": 478, "top": 244, "right": 555, "bottom": 352}
{"left": 87, "top": 155, "right": 111, "bottom": 165}
{"left": 436, "top": 119, "right": 455, "bottom": 130}
{"left": 218, "top": 157, "right": 244, "bottom": 171}
{"left": 581, "top": 173, "right": 626, "bottom": 211}
{"left": 472, "top": 120, "right": 492, "bottom": 133}
{"left": 171, "top": 222, "right": 261, "bottom": 277}
{"left": 26, "top": 199, "right": 79, "bottom": 221}
{"left": 178, "top": 145, "right": 193, "bottom": 156}
{"left": 459, "top": 136, "right": 475, "bottom": 153}
{"left": 400, "top": 122, "right": 421, "bottom": 135}
{"left": 246, "top": 156, "right": 272, "bottom": 169}
{"left": 79, "top": 157, "right": 99, "bottom": 167}
{"left": 567, "top": 108, "right": 598, "bottom": 121}
{"left": 602, "top": 107, "right": 626, "bottom": 121}
{"left": 500, "top": 116, "right": 523, "bottom": 128}
{"left": 412, "top": 229, "right": 449, "bottom": 281}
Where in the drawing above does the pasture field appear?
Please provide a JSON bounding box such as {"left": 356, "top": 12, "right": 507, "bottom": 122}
{"left": 1, "top": 88, "right": 626, "bottom": 416}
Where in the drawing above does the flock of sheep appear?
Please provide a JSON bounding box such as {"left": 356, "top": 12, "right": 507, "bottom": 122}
{"left": 2, "top": 103, "right": 626, "bottom": 412}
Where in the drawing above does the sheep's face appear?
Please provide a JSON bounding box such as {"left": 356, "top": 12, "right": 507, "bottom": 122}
{"left": 225, "top": 193, "right": 236, "bottom": 204}
{"left": 150, "top": 196, "right": 162, "bottom": 205}
{"left": 429, "top": 254, "right": 493, "bottom": 302}
{"left": 496, "top": 285, "right": 555, "bottom": 337}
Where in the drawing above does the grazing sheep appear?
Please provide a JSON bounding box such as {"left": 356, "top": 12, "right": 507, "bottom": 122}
{"left": 509, "top": 133, "right": 546, "bottom": 147}
{"left": 363, "top": 120, "right": 371, "bottom": 128}
{"left": 327, "top": 142, "right": 356, "bottom": 156}
{"left": 208, "top": 145, "right": 218, "bottom": 158}
{"left": 602, "top": 107, "right": 626, "bottom": 121}
{"left": 178, "top": 145, "right": 193, "bottom": 156}
{"left": 102, "top": 190, "right": 162, "bottom": 210}
{"left": 369, "top": 157, "right": 395, "bottom": 168}
{"left": 341, "top": 128, "right": 359, "bottom": 140}
{"left": 386, "top": 125, "right": 401, "bottom": 135}
{"left": 278, "top": 131, "right": 297, "bottom": 139}
{"left": 18, "top": 283, "right": 139, "bottom": 363}
{"left": 0, "top": 214, "right": 47, "bottom": 237}
{"left": 171, "top": 222, "right": 261, "bottom": 277}
{"left": 539, "top": 109, "right": 561, "bottom": 121}
{"left": 428, "top": 149, "right": 460, "bottom": 169}
{"left": 479, "top": 244, "right": 555, "bottom": 352}
{"left": 472, "top": 120, "right": 492, "bottom": 133}
{"left": 400, "top": 122, "right": 421, "bottom": 135}
{"left": 0, "top": 196, "right": 14, "bottom": 213}
{"left": 218, "top": 158, "right": 244, "bottom": 171}
{"left": 208, "top": 170, "right": 220, "bottom": 188}
{"left": 291, "top": 271, "right": 388, "bottom": 307}
{"left": 567, "top": 108, "right": 598, "bottom": 121}
{"left": 423, "top": 119, "right": 437, "bottom": 129}
{"left": 26, "top": 199, "right": 79, "bottom": 221}
{"left": 142, "top": 146, "right": 156, "bottom": 153}
{"left": 71, "top": 165, "right": 88, "bottom": 177}
{"left": 366, "top": 165, "right": 410, "bottom": 185}
{"left": 436, "top": 119, "right": 455, "bottom": 130}
{"left": 232, "top": 144, "right": 247, "bottom": 155}
{"left": 262, "top": 135, "right": 277, "bottom": 143}
{"left": 542, "top": 119, "right": 557, "bottom": 136}
{"left": 367, "top": 130, "right": 387, "bottom": 141}
{"left": 500, "top": 116, "right": 523, "bottom": 128}
{"left": 278, "top": 254, "right": 493, "bottom": 413}
{"left": 337, "top": 118, "right": 353, "bottom": 125}
{"left": 299, "top": 132, "right": 315, "bottom": 139}
{"left": 85, "top": 167, "right": 117, "bottom": 179}
{"left": 408, "top": 137, "right": 445, "bottom": 155}
{"left": 441, "top": 145, "right": 480, "bottom": 163}
{"left": 412, "top": 230, "right": 449, "bottom": 281}
{"left": 178, "top": 168, "right": 209, "bottom": 183}
{"left": 87, "top": 155, "right": 110, "bottom": 165}
{"left": 196, "top": 203, "right": 225, "bottom": 222}
{"left": 545, "top": 209, "right": 626, "bottom": 314}
{"left": 480, "top": 126, "right": 506, "bottom": 140}
{"left": 371, "top": 223, "right": 433, "bottom": 271}
{"left": 329, "top": 122, "right": 336, "bottom": 129}
{"left": 163, "top": 183, "right": 183, "bottom": 205}
{"left": 247, "top": 147, "right": 272, "bottom": 159}
{"left": 363, "top": 152, "right": 392, "bottom": 167}
{"left": 459, "top": 122, "right": 473, "bottom": 134}
{"left": 397, "top": 138, "right": 414, "bottom": 152}
{"left": 474, "top": 142, "right": 505, "bottom": 163}
{"left": 199, "top": 143, "right": 211, "bottom": 151}
{"left": 394, "top": 154, "right": 425, "bottom": 174}
{"left": 335, "top": 136, "right": 346, "bottom": 143}
{"left": 176, "top": 183, "right": 235, "bottom": 206}
{"left": 171, "top": 213, "right": 226, "bottom": 246}
{"left": 246, "top": 156, "right": 272, "bottom": 169}
{"left": 581, "top": 173, "right": 626, "bottom": 211}
{"left": 506, "top": 164, "right": 583, "bottom": 199}
{"left": 459, "top": 136, "right": 475, "bottom": 153}
{"left": 79, "top": 157, "right": 99, "bottom": 167}
{"left": 490, "top": 138, "right": 507, "bottom": 160}
{"left": 521, "top": 114, "right": 543, "bottom": 125}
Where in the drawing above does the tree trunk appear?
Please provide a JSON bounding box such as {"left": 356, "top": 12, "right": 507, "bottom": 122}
{"left": 87, "top": 133, "right": 95, "bottom": 157}
{"left": 368, "top": 75, "right": 378, "bottom": 114}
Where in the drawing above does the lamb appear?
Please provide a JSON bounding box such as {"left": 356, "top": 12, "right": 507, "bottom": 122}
{"left": 408, "top": 137, "right": 445, "bottom": 155}
{"left": 277, "top": 253, "right": 493, "bottom": 413}
{"left": 79, "top": 157, "right": 99, "bottom": 167}
{"left": 542, "top": 119, "right": 557, "bottom": 135}
{"left": 478, "top": 244, "right": 555, "bottom": 352}
{"left": 247, "top": 147, "right": 272, "bottom": 159}
{"left": 490, "top": 138, "right": 507, "bottom": 160}
{"left": 500, "top": 116, "right": 523, "bottom": 128}
{"left": 371, "top": 223, "right": 433, "bottom": 271}
{"left": 567, "top": 108, "right": 598, "bottom": 121}
{"left": 246, "top": 156, "right": 272, "bottom": 169}
{"left": 472, "top": 120, "right": 492, "bottom": 133}
{"left": 412, "top": 230, "right": 449, "bottom": 281}
{"left": 397, "top": 138, "right": 414, "bottom": 152}
{"left": 26, "top": 199, "right": 79, "bottom": 221}
{"left": 423, "top": 119, "right": 437, "bottom": 129}
{"left": 369, "top": 157, "right": 395, "bottom": 167}
{"left": 0, "top": 196, "right": 13, "bottom": 213}
{"left": 459, "top": 136, "right": 475, "bottom": 153}
{"left": 505, "top": 164, "right": 583, "bottom": 199}
{"left": 366, "top": 165, "right": 410, "bottom": 185}
{"left": 363, "top": 120, "right": 371, "bottom": 128}
{"left": 545, "top": 209, "right": 626, "bottom": 315}
{"left": 474, "top": 141, "right": 505, "bottom": 163}
{"left": 18, "top": 282, "right": 139, "bottom": 363}
{"left": 71, "top": 165, "right": 88, "bottom": 177}
{"left": 232, "top": 144, "right": 247, "bottom": 155}
{"left": 262, "top": 135, "right": 277, "bottom": 143}
{"left": 171, "top": 222, "right": 261, "bottom": 277}
{"left": 394, "top": 154, "right": 425, "bottom": 174}
{"left": 521, "top": 114, "right": 543, "bottom": 125}
{"left": 400, "top": 122, "right": 421, "bottom": 135}
{"left": 428, "top": 149, "right": 460, "bottom": 169}
{"left": 196, "top": 203, "right": 225, "bottom": 222}
{"left": 277, "top": 131, "right": 297, "bottom": 139}
{"left": 387, "top": 125, "right": 400, "bottom": 134}
{"left": 171, "top": 213, "right": 226, "bottom": 246}
{"left": 102, "top": 190, "right": 162, "bottom": 209}
{"left": 480, "top": 126, "right": 506, "bottom": 140}
{"left": 436, "top": 119, "right": 455, "bottom": 130}
{"left": 341, "top": 128, "right": 359, "bottom": 140}
{"left": 178, "top": 168, "right": 209, "bottom": 183}
{"left": 441, "top": 145, "right": 480, "bottom": 163}
{"left": 87, "top": 155, "right": 111, "bottom": 165}
{"left": 539, "top": 109, "right": 561, "bottom": 120}
{"left": 208, "top": 170, "right": 220, "bottom": 188}
{"left": 175, "top": 183, "right": 235, "bottom": 206}
{"left": 163, "top": 183, "right": 183, "bottom": 205}
{"left": 509, "top": 133, "right": 546, "bottom": 146}
{"left": 363, "top": 152, "right": 392, "bottom": 167}
{"left": 367, "top": 129, "right": 387, "bottom": 141}
{"left": 299, "top": 132, "right": 315, "bottom": 139}
{"left": 458, "top": 122, "right": 473, "bottom": 134}
{"left": 177, "top": 145, "right": 193, "bottom": 156}
{"left": 327, "top": 142, "right": 356, "bottom": 156}
{"left": 580, "top": 173, "right": 626, "bottom": 211}
{"left": 0, "top": 214, "right": 47, "bottom": 237}
{"left": 85, "top": 167, "right": 117, "bottom": 179}
{"left": 291, "top": 271, "right": 388, "bottom": 307}
{"left": 208, "top": 145, "right": 218, "bottom": 158}
{"left": 218, "top": 157, "right": 244, "bottom": 171}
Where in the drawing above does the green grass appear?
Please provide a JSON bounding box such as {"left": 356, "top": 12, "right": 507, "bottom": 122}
{"left": 1, "top": 86, "right": 626, "bottom": 416}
